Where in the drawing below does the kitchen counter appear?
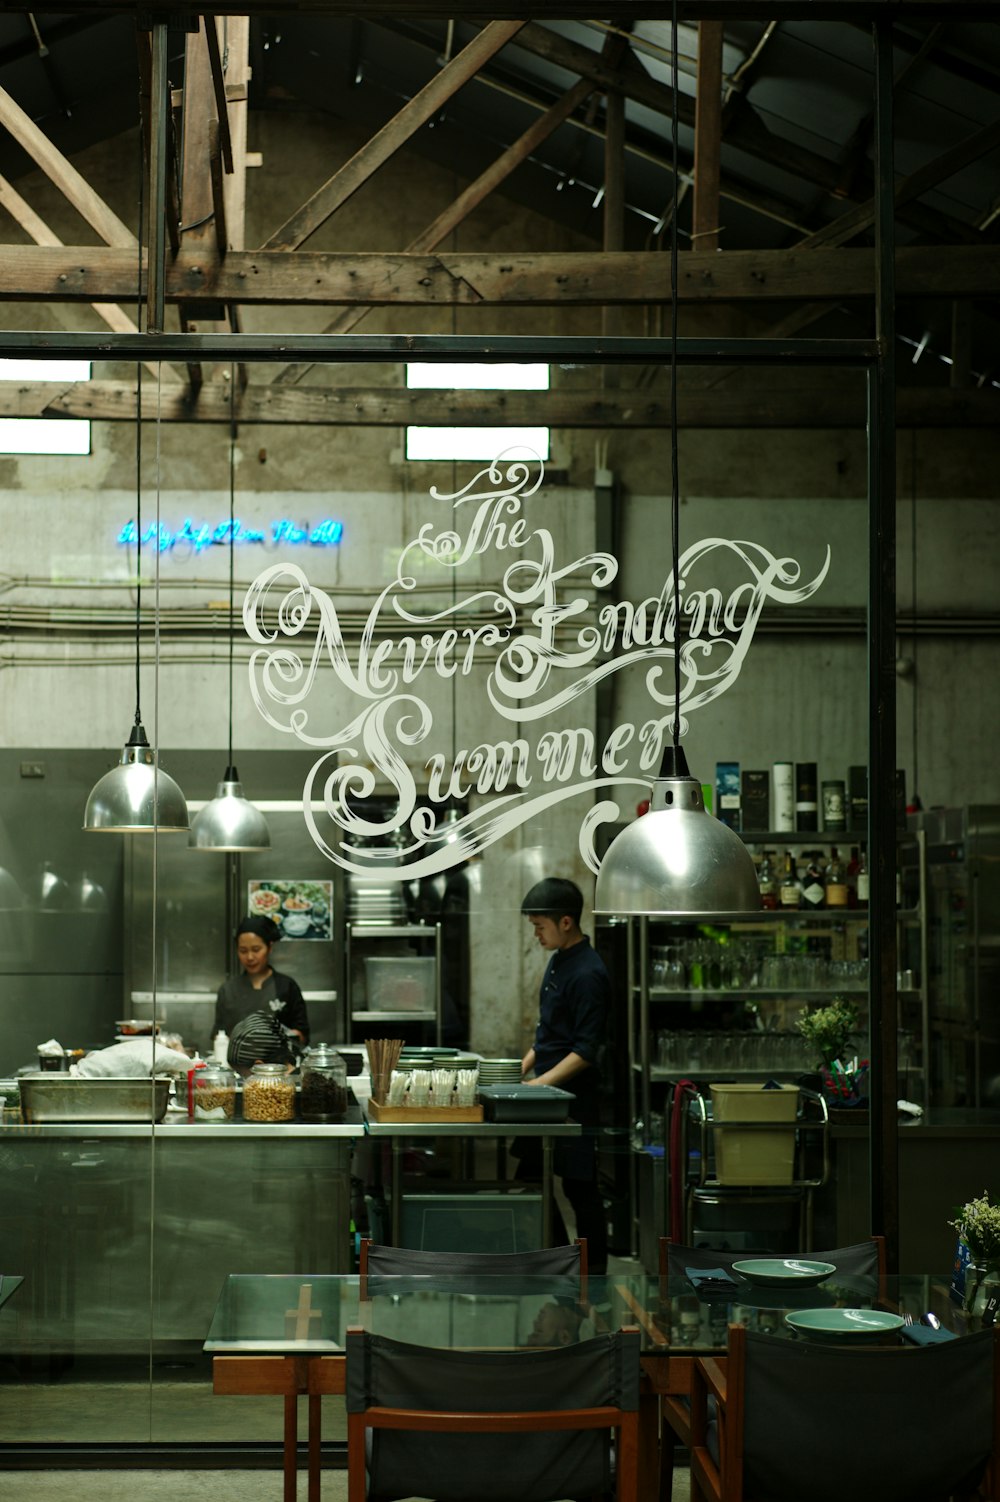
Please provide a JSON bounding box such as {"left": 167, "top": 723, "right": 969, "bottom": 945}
{"left": 0, "top": 1106, "right": 357, "bottom": 1353}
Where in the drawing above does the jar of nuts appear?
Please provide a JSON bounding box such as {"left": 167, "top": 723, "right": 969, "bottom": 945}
{"left": 243, "top": 1061, "right": 296, "bottom": 1122}
{"left": 300, "top": 1045, "right": 349, "bottom": 1122}
{"left": 192, "top": 1064, "right": 237, "bottom": 1122}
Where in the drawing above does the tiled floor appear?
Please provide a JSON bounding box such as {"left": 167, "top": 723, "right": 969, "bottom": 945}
{"left": 1, "top": 1469, "right": 692, "bottom": 1500}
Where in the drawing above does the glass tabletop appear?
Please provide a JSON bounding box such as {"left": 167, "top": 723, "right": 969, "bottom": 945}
{"left": 203, "top": 1270, "right": 969, "bottom": 1355}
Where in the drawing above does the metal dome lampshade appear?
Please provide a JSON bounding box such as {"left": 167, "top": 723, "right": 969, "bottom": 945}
{"left": 189, "top": 372, "right": 270, "bottom": 853}
{"left": 84, "top": 352, "right": 189, "bottom": 834}
{"left": 84, "top": 723, "right": 189, "bottom": 834}
{"left": 189, "top": 765, "right": 271, "bottom": 851}
{"left": 595, "top": 746, "right": 761, "bottom": 916}
{"left": 594, "top": 0, "right": 758, "bottom": 920}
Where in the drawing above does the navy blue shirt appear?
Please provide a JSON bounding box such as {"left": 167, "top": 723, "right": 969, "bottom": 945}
{"left": 532, "top": 936, "right": 610, "bottom": 1088}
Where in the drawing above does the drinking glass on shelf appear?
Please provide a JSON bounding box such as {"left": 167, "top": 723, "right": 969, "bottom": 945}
{"left": 663, "top": 945, "right": 687, "bottom": 989}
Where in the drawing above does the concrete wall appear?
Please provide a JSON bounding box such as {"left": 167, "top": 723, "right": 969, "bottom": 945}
{"left": 1, "top": 109, "right": 998, "bottom": 1057}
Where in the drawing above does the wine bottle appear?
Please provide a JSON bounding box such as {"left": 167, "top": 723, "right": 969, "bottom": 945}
{"left": 801, "top": 850, "right": 825, "bottom": 910}
{"left": 856, "top": 846, "right": 870, "bottom": 908}
{"left": 758, "top": 851, "right": 777, "bottom": 910}
{"left": 824, "top": 847, "right": 848, "bottom": 908}
{"left": 779, "top": 850, "right": 802, "bottom": 909}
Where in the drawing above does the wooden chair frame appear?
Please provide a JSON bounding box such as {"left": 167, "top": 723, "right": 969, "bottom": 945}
{"left": 688, "top": 1321, "right": 1000, "bottom": 1502}
{"left": 655, "top": 1235, "right": 887, "bottom": 1502}
{"left": 345, "top": 1323, "right": 640, "bottom": 1502}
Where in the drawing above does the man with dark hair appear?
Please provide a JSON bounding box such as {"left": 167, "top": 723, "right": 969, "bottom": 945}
{"left": 517, "top": 876, "right": 610, "bottom": 1272}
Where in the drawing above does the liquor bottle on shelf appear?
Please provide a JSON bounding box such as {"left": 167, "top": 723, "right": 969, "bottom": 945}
{"left": 795, "top": 762, "right": 819, "bottom": 833}
{"left": 846, "top": 845, "right": 860, "bottom": 908}
{"left": 801, "top": 851, "right": 826, "bottom": 910}
{"left": 856, "top": 846, "right": 869, "bottom": 908}
{"left": 779, "top": 850, "right": 802, "bottom": 909}
{"left": 758, "top": 851, "right": 777, "bottom": 910}
{"left": 824, "top": 847, "right": 848, "bottom": 908}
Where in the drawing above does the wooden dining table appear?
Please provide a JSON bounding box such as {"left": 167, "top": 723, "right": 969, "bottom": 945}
{"left": 204, "top": 1267, "right": 968, "bottom": 1502}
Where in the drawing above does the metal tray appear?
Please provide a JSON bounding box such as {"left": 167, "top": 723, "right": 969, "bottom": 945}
{"left": 19, "top": 1075, "right": 172, "bottom": 1123}
{"left": 477, "top": 1084, "right": 574, "bottom": 1123}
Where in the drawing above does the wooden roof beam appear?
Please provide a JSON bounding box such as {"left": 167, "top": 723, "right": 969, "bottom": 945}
{"left": 692, "top": 21, "right": 724, "bottom": 252}
{"left": 800, "top": 114, "right": 1000, "bottom": 250}
{"left": 2, "top": 245, "right": 998, "bottom": 304}
{"left": 260, "top": 20, "right": 529, "bottom": 253}
{"left": 275, "top": 73, "right": 597, "bottom": 385}
{"left": 0, "top": 174, "right": 170, "bottom": 381}
{"left": 3, "top": 377, "right": 996, "bottom": 430}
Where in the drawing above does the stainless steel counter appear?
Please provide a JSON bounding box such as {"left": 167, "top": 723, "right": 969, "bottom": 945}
{"left": 2, "top": 1115, "right": 367, "bottom": 1139}
{"left": 0, "top": 1114, "right": 356, "bottom": 1353}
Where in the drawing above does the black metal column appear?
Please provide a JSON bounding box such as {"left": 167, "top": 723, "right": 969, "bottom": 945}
{"left": 868, "top": 19, "right": 900, "bottom": 1271}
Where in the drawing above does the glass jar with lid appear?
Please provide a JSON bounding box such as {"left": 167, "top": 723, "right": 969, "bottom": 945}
{"left": 192, "top": 1063, "right": 237, "bottom": 1121}
{"left": 242, "top": 1061, "right": 296, "bottom": 1122}
{"left": 300, "top": 1045, "right": 349, "bottom": 1122}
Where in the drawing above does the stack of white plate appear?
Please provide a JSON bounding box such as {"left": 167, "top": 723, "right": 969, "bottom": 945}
{"left": 397, "top": 1050, "right": 478, "bottom": 1072}
{"left": 477, "top": 1058, "right": 523, "bottom": 1086}
{"left": 349, "top": 876, "right": 406, "bottom": 925}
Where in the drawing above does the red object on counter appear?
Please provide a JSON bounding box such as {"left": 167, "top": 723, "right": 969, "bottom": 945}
{"left": 186, "top": 1062, "right": 206, "bottom": 1119}
{"left": 637, "top": 798, "right": 650, "bottom": 817}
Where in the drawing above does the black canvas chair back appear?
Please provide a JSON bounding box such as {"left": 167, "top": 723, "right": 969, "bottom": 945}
{"left": 362, "top": 1240, "right": 586, "bottom": 1299}
{"left": 661, "top": 1236, "right": 883, "bottom": 1284}
{"left": 346, "top": 1325, "right": 640, "bottom": 1502}
{"left": 739, "top": 1326, "right": 997, "bottom": 1502}
{"left": 660, "top": 1240, "right": 774, "bottom": 1279}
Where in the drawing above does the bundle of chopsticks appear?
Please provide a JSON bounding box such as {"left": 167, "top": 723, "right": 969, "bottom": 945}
{"left": 366, "top": 1038, "right": 403, "bottom": 1104}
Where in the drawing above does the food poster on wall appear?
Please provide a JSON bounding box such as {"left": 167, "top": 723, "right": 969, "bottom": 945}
{"left": 248, "top": 880, "right": 333, "bottom": 940}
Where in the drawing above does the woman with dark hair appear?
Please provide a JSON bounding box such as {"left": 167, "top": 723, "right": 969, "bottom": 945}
{"left": 212, "top": 916, "right": 310, "bottom": 1065}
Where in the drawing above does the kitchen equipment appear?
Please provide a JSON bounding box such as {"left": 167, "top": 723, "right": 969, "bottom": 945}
{"left": 19, "top": 1075, "right": 171, "bottom": 1123}
{"left": 242, "top": 1062, "right": 296, "bottom": 1122}
{"left": 300, "top": 1045, "right": 349, "bottom": 1122}
{"left": 192, "top": 1063, "right": 237, "bottom": 1122}
{"left": 477, "top": 1084, "right": 573, "bottom": 1122}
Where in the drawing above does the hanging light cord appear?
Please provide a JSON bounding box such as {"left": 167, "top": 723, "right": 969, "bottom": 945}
{"left": 134, "top": 366, "right": 143, "bottom": 731}
{"left": 227, "top": 363, "right": 236, "bottom": 771}
{"left": 134, "top": 93, "right": 145, "bottom": 733}
{"left": 670, "top": 0, "right": 681, "bottom": 753}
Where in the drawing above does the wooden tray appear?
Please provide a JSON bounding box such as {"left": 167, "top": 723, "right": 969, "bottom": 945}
{"left": 367, "top": 1099, "right": 483, "bottom": 1123}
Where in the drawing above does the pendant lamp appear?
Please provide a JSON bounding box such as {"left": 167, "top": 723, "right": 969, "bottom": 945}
{"left": 84, "top": 364, "right": 189, "bottom": 834}
{"left": 594, "top": 3, "right": 758, "bottom": 918}
{"left": 189, "top": 370, "right": 270, "bottom": 852}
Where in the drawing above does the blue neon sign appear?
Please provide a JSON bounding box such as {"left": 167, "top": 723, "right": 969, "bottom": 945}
{"left": 117, "top": 518, "right": 344, "bottom": 553}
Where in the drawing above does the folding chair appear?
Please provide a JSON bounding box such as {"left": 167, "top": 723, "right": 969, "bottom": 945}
{"left": 345, "top": 1323, "right": 640, "bottom": 1502}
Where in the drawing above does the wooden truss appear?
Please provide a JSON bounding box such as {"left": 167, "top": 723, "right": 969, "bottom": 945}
{"left": 0, "top": 11, "right": 996, "bottom": 426}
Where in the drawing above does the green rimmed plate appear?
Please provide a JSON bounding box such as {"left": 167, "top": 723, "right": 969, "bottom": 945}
{"left": 732, "top": 1259, "right": 836, "bottom": 1287}
{"left": 784, "top": 1307, "right": 905, "bottom": 1340}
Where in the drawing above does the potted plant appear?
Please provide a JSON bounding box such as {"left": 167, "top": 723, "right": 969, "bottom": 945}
{"left": 950, "top": 1191, "right": 1000, "bottom": 1316}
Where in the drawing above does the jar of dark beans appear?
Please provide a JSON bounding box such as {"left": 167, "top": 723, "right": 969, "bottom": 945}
{"left": 299, "top": 1045, "right": 349, "bottom": 1122}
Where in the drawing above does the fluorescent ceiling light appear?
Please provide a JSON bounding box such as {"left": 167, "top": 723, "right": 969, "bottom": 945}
{"left": 0, "top": 359, "right": 92, "bottom": 455}
{"left": 405, "top": 427, "right": 550, "bottom": 462}
{"left": 0, "top": 359, "right": 92, "bottom": 382}
{"left": 406, "top": 362, "right": 549, "bottom": 391}
{"left": 0, "top": 419, "right": 91, "bottom": 455}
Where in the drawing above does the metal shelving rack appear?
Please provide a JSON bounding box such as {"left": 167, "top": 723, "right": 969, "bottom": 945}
{"left": 346, "top": 922, "right": 443, "bottom": 1045}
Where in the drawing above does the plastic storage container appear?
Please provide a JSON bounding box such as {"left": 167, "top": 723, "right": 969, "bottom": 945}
{"left": 192, "top": 1063, "right": 237, "bottom": 1121}
{"left": 242, "top": 1062, "right": 296, "bottom": 1122}
{"left": 363, "top": 955, "right": 435, "bottom": 1012}
{"left": 709, "top": 1082, "right": 799, "bottom": 1185}
{"left": 300, "top": 1046, "right": 349, "bottom": 1122}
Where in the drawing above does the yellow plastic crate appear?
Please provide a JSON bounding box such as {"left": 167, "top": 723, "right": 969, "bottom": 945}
{"left": 709, "top": 1082, "right": 799, "bottom": 1185}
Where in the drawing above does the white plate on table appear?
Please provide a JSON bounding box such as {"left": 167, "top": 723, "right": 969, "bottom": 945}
{"left": 732, "top": 1259, "right": 836, "bottom": 1287}
{"left": 784, "top": 1308, "right": 905, "bottom": 1340}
